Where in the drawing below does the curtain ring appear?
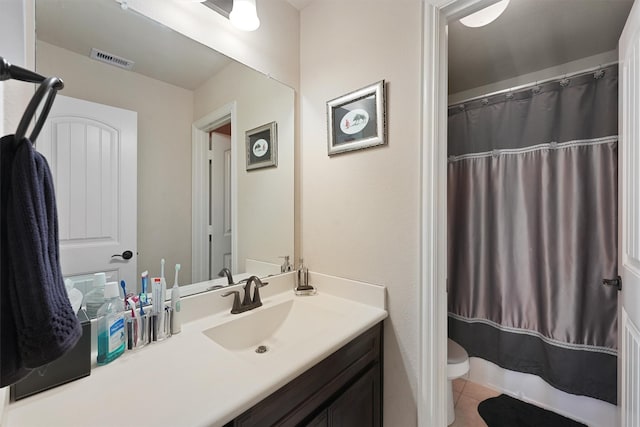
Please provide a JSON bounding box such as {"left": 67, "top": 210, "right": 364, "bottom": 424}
{"left": 481, "top": 98, "right": 489, "bottom": 106}
{"left": 532, "top": 84, "right": 541, "bottom": 95}
{"left": 560, "top": 78, "right": 570, "bottom": 87}
{"left": 594, "top": 69, "right": 605, "bottom": 79}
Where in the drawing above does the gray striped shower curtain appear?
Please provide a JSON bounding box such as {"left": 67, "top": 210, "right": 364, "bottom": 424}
{"left": 447, "top": 65, "right": 619, "bottom": 404}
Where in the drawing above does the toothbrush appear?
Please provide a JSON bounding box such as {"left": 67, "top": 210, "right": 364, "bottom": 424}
{"left": 127, "top": 297, "right": 140, "bottom": 345}
{"left": 174, "top": 263, "right": 181, "bottom": 287}
{"left": 139, "top": 295, "right": 145, "bottom": 315}
{"left": 141, "top": 271, "right": 149, "bottom": 304}
{"left": 157, "top": 259, "right": 167, "bottom": 339}
{"left": 160, "top": 258, "right": 167, "bottom": 310}
{"left": 126, "top": 297, "right": 135, "bottom": 317}
{"left": 171, "top": 264, "right": 182, "bottom": 334}
{"left": 120, "top": 280, "right": 127, "bottom": 306}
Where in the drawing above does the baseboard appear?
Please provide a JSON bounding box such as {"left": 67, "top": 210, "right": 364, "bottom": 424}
{"left": 467, "top": 357, "right": 618, "bottom": 427}
{"left": 0, "top": 386, "right": 8, "bottom": 426}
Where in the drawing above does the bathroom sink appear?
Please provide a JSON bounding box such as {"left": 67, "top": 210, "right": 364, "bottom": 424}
{"left": 202, "top": 298, "right": 344, "bottom": 357}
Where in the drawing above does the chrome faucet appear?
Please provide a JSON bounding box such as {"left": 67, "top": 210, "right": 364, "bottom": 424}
{"left": 221, "top": 275, "right": 268, "bottom": 314}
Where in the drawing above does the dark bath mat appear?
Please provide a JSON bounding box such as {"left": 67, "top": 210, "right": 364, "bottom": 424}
{"left": 478, "top": 394, "right": 587, "bottom": 427}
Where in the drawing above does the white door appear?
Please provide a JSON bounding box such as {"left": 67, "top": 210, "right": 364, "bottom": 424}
{"left": 619, "top": 1, "right": 640, "bottom": 425}
{"left": 210, "top": 131, "right": 232, "bottom": 276}
{"left": 37, "top": 95, "right": 137, "bottom": 292}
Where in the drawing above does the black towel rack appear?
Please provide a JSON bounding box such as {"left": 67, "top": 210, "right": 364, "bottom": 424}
{"left": 0, "top": 56, "right": 63, "bottom": 90}
{"left": 1, "top": 56, "right": 64, "bottom": 142}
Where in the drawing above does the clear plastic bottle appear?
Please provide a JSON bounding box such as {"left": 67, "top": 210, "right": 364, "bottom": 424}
{"left": 85, "top": 272, "right": 106, "bottom": 318}
{"left": 97, "top": 281, "right": 125, "bottom": 365}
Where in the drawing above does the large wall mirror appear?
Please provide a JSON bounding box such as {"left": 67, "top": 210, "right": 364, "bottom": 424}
{"left": 35, "top": 0, "right": 294, "bottom": 296}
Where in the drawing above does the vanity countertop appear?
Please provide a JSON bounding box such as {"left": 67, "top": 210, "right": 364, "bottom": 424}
{"left": 6, "top": 272, "right": 387, "bottom": 427}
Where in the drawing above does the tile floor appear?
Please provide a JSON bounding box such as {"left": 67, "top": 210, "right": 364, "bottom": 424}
{"left": 450, "top": 378, "right": 501, "bottom": 427}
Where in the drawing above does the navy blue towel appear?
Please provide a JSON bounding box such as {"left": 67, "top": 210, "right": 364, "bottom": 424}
{"left": 1, "top": 134, "right": 81, "bottom": 387}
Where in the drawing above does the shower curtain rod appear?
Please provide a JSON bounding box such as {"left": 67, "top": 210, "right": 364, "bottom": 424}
{"left": 449, "top": 61, "right": 618, "bottom": 107}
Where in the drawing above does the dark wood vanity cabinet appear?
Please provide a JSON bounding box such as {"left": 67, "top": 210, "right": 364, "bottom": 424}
{"left": 225, "top": 323, "right": 383, "bottom": 427}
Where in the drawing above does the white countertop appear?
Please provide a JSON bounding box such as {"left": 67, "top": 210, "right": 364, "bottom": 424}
{"left": 7, "top": 272, "right": 387, "bottom": 427}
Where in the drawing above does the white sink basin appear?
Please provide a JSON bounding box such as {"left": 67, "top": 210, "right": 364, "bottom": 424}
{"left": 202, "top": 298, "right": 344, "bottom": 358}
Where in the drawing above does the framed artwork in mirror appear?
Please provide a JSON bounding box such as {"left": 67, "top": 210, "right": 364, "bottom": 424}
{"left": 246, "top": 121, "right": 278, "bottom": 170}
{"left": 327, "top": 80, "right": 386, "bottom": 156}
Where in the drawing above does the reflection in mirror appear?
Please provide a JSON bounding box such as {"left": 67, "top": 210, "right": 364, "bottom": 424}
{"left": 35, "top": 0, "right": 294, "bottom": 299}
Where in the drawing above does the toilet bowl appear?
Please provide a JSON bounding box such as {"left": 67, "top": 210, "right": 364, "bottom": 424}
{"left": 447, "top": 338, "right": 469, "bottom": 425}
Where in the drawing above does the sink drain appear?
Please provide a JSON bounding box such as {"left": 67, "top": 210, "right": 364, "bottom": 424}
{"left": 255, "top": 345, "right": 268, "bottom": 354}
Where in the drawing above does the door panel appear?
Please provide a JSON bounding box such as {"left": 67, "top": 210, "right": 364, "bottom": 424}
{"left": 210, "top": 131, "right": 232, "bottom": 276}
{"left": 619, "top": 1, "right": 640, "bottom": 424}
{"left": 38, "top": 95, "right": 137, "bottom": 290}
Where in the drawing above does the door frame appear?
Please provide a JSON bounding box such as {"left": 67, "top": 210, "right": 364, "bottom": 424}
{"left": 192, "top": 101, "right": 238, "bottom": 282}
{"left": 419, "top": 1, "right": 506, "bottom": 426}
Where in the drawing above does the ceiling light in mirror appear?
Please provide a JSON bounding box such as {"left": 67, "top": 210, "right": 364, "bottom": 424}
{"left": 459, "top": 0, "right": 510, "bottom": 28}
{"left": 230, "top": 0, "right": 260, "bottom": 31}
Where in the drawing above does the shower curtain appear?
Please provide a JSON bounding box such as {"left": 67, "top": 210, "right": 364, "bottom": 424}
{"left": 447, "top": 65, "right": 618, "bottom": 404}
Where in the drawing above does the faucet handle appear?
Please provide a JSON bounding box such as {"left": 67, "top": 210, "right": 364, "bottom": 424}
{"left": 221, "top": 290, "right": 242, "bottom": 314}
{"left": 254, "top": 278, "right": 269, "bottom": 288}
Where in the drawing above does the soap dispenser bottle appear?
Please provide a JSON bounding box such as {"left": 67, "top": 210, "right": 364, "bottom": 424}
{"left": 280, "top": 256, "right": 293, "bottom": 273}
{"left": 294, "top": 259, "right": 316, "bottom": 295}
{"left": 296, "top": 258, "right": 308, "bottom": 288}
{"left": 97, "top": 281, "right": 126, "bottom": 365}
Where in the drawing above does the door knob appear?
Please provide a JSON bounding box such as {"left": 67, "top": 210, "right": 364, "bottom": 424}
{"left": 111, "top": 250, "right": 133, "bottom": 260}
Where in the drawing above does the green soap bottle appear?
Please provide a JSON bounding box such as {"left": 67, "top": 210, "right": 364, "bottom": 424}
{"left": 97, "top": 281, "right": 125, "bottom": 365}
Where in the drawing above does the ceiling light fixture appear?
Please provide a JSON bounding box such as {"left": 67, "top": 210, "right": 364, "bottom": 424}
{"left": 459, "top": 0, "right": 510, "bottom": 28}
{"left": 230, "top": 0, "right": 260, "bottom": 31}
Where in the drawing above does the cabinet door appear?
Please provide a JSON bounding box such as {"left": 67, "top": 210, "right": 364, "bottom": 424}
{"left": 305, "top": 409, "right": 328, "bottom": 427}
{"left": 327, "top": 364, "right": 381, "bottom": 427}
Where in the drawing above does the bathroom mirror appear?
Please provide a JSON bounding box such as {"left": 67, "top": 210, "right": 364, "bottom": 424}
{"left": 34, "top": 0, "right": 295, "bottom": 294}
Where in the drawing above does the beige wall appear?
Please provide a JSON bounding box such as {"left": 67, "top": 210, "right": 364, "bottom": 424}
{"left": 7, "top": 1, "right": 425, "bottom": 423}
{"left": 299, "top": 0, "right": 422, "bottom": 424}
{"left": 37, "top": 41, "right": 195, "bottom": 285}
{"left": 0, "top": 0, "right": 35, "bottom": 136}
{"left": 194, "top": 61, "right": 295, "bottom": 272}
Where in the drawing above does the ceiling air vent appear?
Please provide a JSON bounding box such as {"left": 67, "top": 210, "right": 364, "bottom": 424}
{"left": 89, "top": 48, "right": 135, "bottom": 70}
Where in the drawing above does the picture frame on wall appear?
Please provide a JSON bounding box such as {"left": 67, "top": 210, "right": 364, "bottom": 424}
{"left": 246, "top": 121, "right": 278, "bottom": 170}
{"left": 326, "top": 80, "right": 386, "bottom": 156}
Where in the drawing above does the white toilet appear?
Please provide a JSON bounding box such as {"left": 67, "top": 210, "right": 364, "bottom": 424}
{"left": 447, "top": 338, "right": 470, "bottom": 425}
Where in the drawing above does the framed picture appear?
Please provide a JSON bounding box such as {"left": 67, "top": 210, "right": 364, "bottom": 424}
{"left": 327, "top": 80, "right": 386, "bottom": 156}
{"left": 246, "top": 121, "right": 277, "bottom": 170}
